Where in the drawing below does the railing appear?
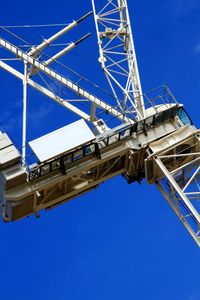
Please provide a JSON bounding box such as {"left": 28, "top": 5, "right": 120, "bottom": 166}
{"left": 27, "top": 105, "right": 180, "bottom": 181}
{"left": 127, "top": 85, "right": 179, "bottom": 120}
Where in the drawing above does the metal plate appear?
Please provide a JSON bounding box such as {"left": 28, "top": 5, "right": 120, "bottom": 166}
{"left": 29, "top": 119, "right": 95, "bottom": 162}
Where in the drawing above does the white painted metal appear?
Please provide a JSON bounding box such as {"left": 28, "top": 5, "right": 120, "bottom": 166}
{"left": 0, "top": 5, "right": 199, "bottom": 249}
{"left": 145, "top": 128, "right": 200, "bottom": 246}
{"left": 44, "top": 33, "right": 91, "bottom": 67}
{"left": 29, "top": 33, "right": 91, "bottom": 77}
{"left": 0, "top": 60, "right": 91, "bottom": 120}
{"left": 1, "top": 115, "right": 180, "bottom": 222}
{"left": 0, "top": 38, "right": 127, "bottom": 122}
{"left": 91, "top": 0, "right": 145, "bottom": 120}
{"left": 28, "top": 22, "right": 77, "bottom": 57}
{"left": 155, "top": 156, "right": 200, "bottom": 247}
{"left": 44, "top": 43, "right": 76, "bottom": 66}
{"left": 28, "top": 11, "right": 92, "bottom": 57}
{"left": 154, "top": 157, "right": 200, "bottom": 224}
{"left": 22, "top": 62, "right": 28, "bottom": 166}
{"left": 29, "top": 119, "right": 95, "bottom": 162}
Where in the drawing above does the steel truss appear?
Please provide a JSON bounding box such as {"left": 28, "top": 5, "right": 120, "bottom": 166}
{"left": 146, "top": 130, "right": 200, "bottom": 246}
{"left": 0, "top": 2, "right": 200, "bottom": 248}
{"left": 92, "top": 0, "right": 145, "bottom": 120}
{"left": 2, "top": 110, "right": 179, "bottom": 222}
{"left": 0, "top": 38, "right": 125, "bottom": 123}
{"left": 20, "top": 154, "right": 127, "bottom": 219}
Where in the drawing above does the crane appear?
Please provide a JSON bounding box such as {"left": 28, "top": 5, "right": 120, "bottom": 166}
{"left": 0, "top": 0, "right": 199, "bottom": 247}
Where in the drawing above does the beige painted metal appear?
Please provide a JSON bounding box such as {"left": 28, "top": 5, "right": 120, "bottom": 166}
{"left": 0, "top": 118, "right": 179, "bottom": 222}
{"left": 145, "top": 126, "right": 200, "bottom": 247}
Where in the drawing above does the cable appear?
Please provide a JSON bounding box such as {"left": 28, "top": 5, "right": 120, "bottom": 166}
{"left": 0, "top": 23, "right": 175, "bottom": 122}
{"left": 0, "top": 25, "right": 140, "bottom": 120}
{"left": 0, "top": 26, "right": 172, "bottom": 129}
{"left": 0, "top": 26, "right": 117, "bottom": 101}
{"left": 12, "top": 43, "right": 71, "bottom": 48}
{"left": 0, "top": 23, "right": 70, "bottom": 28}
{"left": 0, "top": 26, "right": 129, "bottom": 122}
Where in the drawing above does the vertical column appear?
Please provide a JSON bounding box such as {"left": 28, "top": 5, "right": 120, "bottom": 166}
{"left": 22, "top": 61, "right": 28, "bottom": 167}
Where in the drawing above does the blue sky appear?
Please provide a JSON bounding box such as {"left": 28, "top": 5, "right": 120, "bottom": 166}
{"left": 0, "top": 1, "right": 200, "bottom": 300}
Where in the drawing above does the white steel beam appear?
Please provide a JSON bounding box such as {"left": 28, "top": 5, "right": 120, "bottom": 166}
{"left": 156, "top": 181, "right": 200, "bottom": 247}
{"left": 91, "top": 0, "right": 145, "bottom": 120}
{"left": 154, "top": 156, "right": 200, "bottom": 224}
{"left": 28, "top": 11, "right": 93, "bottom": 57}
{"left": 145, "top": 129, "right": 200, "bottom": 246}
{"left": 30, "top": 33, "right": 92, "bottom": 76}
{"left": 44, "top": 33, "right": 91, "bottom": 66}
{"left": 153, "top": 155, "right": 200, "bottom": 247}
{"left": 0, "top": 38, "right": 127, "bottom": 122}
{"left": 0, "top": 60, "right": 90, "bottom": 120}
{"left": 22, "top": 62, "right": 28, "bottom": 166}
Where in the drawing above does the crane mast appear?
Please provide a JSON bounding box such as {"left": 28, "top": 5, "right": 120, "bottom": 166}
{"left": 0, "top": 0, "right": 199, "bottom": 247}
{"left": 91, "top": 0, "right": 145, "bottom": 120}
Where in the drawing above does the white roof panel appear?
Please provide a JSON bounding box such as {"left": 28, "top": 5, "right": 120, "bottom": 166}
{"left": 29, "top": 119, "right": 95, "bottom": 162}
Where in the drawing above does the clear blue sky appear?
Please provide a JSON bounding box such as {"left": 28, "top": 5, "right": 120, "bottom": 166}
{"left": 0, "top": 1, "right": 200, "bottom": 300}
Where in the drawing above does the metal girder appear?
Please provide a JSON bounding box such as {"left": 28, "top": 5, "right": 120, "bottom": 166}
{"left": 0, "top": 6, "right": 199, "bottom": 250}
{"left": 1, "top": 113, "right": 179, "bottom": 222}
{"left": 155, "top": 157, "right": 200, "bottom": 247}
{"left": 146, "top": 128, "right": 200, "bottom": 247}
{"left": 4, "top": 143, "right": 128, "bottom": 221}
{"left": 22, "top": 62, "right": 28, "bottom": 166}
{"left": 0, "top": 60, "right": 90, "bottom": 121}
{"left": 91, "top": 0, "right": 145, "bottom": 120}
{"left": 30, "top": 33, "right": 92, "bottom": 76}
{"left": 0, "top": 37, "right": 127, "bottom": 123}
{"left": 28, "top": 11, "right": 93, "bottom": 57}
{"left": 43, "top": 33, "right": 91, "bottom": 66}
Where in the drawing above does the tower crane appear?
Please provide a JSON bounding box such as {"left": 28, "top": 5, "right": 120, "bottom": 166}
{"left": 0, "top": 0, "right": 199, "bottom": 247}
